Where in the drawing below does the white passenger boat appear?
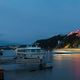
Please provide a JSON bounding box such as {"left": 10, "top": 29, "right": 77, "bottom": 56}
{"left": 15, "top": 46, "right": 45, "bottom": 59}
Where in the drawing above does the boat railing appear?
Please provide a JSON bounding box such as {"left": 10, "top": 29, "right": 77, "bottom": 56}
{"left": 16, "top": 51, "right": 45, "bottom": 54}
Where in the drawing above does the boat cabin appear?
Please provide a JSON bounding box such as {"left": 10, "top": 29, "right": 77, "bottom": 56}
{"left": 15, "top": 46, "right": 45, "bottom": 59}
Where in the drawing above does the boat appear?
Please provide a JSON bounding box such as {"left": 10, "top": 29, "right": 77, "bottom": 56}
{"left": 15, "top": 46, "right": 53, "bottom": 68}
{"left": 15, "top": 46, "right": 45, "bottom": 59}
{"left": 0, "top": 46, "right": 53, "bottom": 70}
{"left": 53, "top": 48, "right": 80, "bottom": 54}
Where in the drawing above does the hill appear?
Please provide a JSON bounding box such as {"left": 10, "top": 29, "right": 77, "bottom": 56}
{"left": 34, "top": 29, "right": 80, "bottom": 50}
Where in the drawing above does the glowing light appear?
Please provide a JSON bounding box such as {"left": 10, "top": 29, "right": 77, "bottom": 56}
{"left": 53, "top": 48, "right": 80, "bottom": 54}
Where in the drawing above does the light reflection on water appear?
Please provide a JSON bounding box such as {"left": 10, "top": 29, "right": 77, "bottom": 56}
{"left": 53, "top": 54, "right": 80, "bottom": 80}
{"left": 3, "top": 53, "right": 80, "bottom": 80}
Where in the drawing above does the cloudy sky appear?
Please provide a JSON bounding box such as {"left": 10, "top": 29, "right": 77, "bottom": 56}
{"left": 0, "top": 0, "right": 80, "bottom": 43}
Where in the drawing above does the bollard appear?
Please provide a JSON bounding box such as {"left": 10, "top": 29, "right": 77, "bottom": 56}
{"left": 0, "top": 69, "right": 4, "bottom": 80}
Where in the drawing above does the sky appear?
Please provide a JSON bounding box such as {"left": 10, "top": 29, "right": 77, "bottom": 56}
{"left": 0, "top": 0, "right": 80, "bottom": 44}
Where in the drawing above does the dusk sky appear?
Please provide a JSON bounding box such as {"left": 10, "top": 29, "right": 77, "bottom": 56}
{"left": 0, "top": 0, "right": 80, "bottom": 44}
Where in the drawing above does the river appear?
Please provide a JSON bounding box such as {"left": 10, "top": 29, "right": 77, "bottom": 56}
{"left": 2, "top": 53, "right": 80, "bottom": 80}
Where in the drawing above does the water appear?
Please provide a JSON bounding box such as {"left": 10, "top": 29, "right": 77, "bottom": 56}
{"left": 2, "top": 52, "right": 80, "bottom": 80}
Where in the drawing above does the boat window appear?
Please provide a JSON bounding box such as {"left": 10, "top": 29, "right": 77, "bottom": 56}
{"left": 17, "top": 48, "right": 43, "bottom": 53}
{"left": 25, "top": 49, "right": 31, "bottom": 52}
{"left": 36, "top": 49, "right": 41, "bottom": 52}
{"left": 18, "top": 49, "right": 26, "bottom": 52}
{"left": 30, "top": 49, "right": 36, "bottom": 52}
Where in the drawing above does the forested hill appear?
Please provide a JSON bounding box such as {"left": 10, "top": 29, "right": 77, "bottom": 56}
{"left": 34, "top": 30, "right": 80, "bottom": 50}
{"left": 34, "top": 35, "right": 66, "bottom": 50}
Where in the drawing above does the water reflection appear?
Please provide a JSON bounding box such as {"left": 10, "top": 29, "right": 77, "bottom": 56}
{"left": 4, "top": 53, "right": 80, "bottom": 80}
{"left": 53, "top": 54, "right": 80, "bottom": 80}
{"left": 72, "top": 54, "right": 80, "bottom": 80}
